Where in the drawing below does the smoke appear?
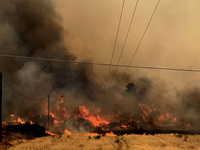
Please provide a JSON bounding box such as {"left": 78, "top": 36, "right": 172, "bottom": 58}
{"left": 1, "top": 0, "right": 200, "bottom": 132}
{"left": 0, "top": 0, "right": 104, "bottom": 118}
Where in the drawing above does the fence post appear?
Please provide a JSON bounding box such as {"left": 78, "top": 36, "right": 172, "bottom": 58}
{"left": 48, "top": 95, "right": 50, "bottom": 127}
{"left": 0, "top": 73, "right": 2, "bottom": 142}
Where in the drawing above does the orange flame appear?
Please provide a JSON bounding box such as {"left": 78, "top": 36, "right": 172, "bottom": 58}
{"left": 64, "top": 129, "right": 72, "bottom": 135}
{"left": 17, "top": 117, "right": 25, "bottom": 124}
{"left": 84, "top": 133, "right": 99, "bottom": 136}
{"left": 10, "top": 114, "right": 15, "bottom": 117}
{"left": 29, "top": 121, "right": 34, "bottom": 124}
{"left": 106, "top": 131, "right": 116, "bottom": 136}
{"left": 14, "top": 94, "right": 188, "bottom": 134}
{"left": 77, "top": 105, "right": 109, "bottom": 127}
{"left": 45, "top": 130, "right": 57, "bottom": 136}
{"left": 10, "top": 114, "right": 35, "bottom": 125}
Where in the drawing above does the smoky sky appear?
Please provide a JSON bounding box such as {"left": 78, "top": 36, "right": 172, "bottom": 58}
{"left": 55, "top": 0, "right": 200, "bottom": 88}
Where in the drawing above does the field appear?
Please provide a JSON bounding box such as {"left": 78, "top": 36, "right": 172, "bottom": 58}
{"left": 1, "top": 133, "right": 199, "bottom": 150}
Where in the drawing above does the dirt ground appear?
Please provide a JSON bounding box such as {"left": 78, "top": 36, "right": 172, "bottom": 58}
{"left": 5, "top": 134, "right": 200, "bottom": 150}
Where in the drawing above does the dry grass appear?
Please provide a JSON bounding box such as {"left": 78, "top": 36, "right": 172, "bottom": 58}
{"left": 1, "top": 122, "right": 200, "bottom": 150}
{"left": 8, "top": 134, "right": 200, "bottom": 150}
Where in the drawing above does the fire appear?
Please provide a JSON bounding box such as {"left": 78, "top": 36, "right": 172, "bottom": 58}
{"left": 50, "top": 112, "right": 55, "bottom": 118}
{"left": 45, "top": 130, "right": 57, "bottom": 136}
{"left": 45, "top": 95, "right": 71, "bottom": 126}
{"left": 63, "top": 131, "right": 102, "bottom": 137}
{"left": 46, "top": 95, "right": 110, "bottom": 129}
{"left": 45, "top": 95, "right": 188, "bottom": 133}
{"left": 10, "top": 114, "right": 14, "bottom": 117}
{"left": 77, "top": 105, "right": 109, "bottom": 127}
{"left": 9, "top": 94, "right": 191, "bottom": 135}
{"left": 106, "top": 132, "right": 116, "bottom": 136}
{"left": 10, "top": 114, "right": 25, "bottom": 124}
{"left": 17, "top": 117, "right": 25, "bottom": 124}
{"left": 64, "top": 129, "right": 72, "bottom": 135}
{"left": 30, "top": 121, "right": 34, "bottom": 124}
{"left": 84, "top": 133, "right": 99, "bottom": 136}
{"left": 139, "top": 103, "right": 179, "bottom": 127}
{"left": 10, "top": 114, "right": 34, "bottom": 125}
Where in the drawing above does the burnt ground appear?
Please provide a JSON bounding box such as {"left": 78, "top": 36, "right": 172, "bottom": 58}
{"left": 0, "top": 122, "right": 48, "bottom": 150}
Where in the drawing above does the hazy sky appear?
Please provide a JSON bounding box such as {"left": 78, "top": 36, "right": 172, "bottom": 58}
{"left": 54, "top": 0, "right": 200, "bottom": 88}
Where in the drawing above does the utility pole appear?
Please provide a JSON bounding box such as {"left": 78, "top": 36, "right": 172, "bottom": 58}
{"left": 47, "top": 95, "right": 50, "bottom": 127}
{"left": 0, "top": 73, "right": 2, "bottom": 143}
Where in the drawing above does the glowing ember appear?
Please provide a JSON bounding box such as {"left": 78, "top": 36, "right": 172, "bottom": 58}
{"left": 84, "top": 133, "right": 99, "bottom": 136}
{"left": 106, "top": 132, "right": 116, "bottom": 136}
{"left": 45, "top": 130, "right": 57, "bottom": 136}
{"left": 64, "top": 129, "right": 72, "bottom": 135}
{"left": 30, "top": 121, "right": 34, "bottom": 124}
{"left": 16, "top": 117, "right": 25, "bottom": 124}
{"left": 10, "top": 114, "right": 15, "bottom": 117}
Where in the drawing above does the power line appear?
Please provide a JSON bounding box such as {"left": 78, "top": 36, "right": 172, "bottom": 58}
{"left": 0, "top": 53, "right": 107, "bottom": 65}
{"left": 104, "top": 0, "right": 126, "bottom": 88}
{"left": 2, "top": 79, "right": 46, "bottom": 100}
{"left": 119, "top": 65, "right": 200, "bottom": 73}
{"left": 116, "top": 0, "right": 161, "bottom": 86}
{"left": 108, "top": 0, "right": 139, "bottom": 86}
{"left": 1, "top": 54, "right": 200, "bottom": 73}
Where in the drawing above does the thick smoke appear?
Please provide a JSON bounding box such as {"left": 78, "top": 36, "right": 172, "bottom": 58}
{"left": 0, "top": 0, "right": 105, "bottom": 118}
{"left": 0, "top": 0, "right": 200, "bottom": 132}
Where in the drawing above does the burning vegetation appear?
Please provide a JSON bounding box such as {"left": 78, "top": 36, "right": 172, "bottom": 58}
{"left": 43, "top": 93, "right": 197, "bottom": 135}
{"left": 7, "top": 90, "right": 198, "bottom": 136}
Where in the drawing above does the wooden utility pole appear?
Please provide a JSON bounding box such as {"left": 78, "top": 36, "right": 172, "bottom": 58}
{"left": 47, "top": 95, "right": 50, "bottom": 127}
{"left": 0, "top": 73, "right": 2, "bottom": 143}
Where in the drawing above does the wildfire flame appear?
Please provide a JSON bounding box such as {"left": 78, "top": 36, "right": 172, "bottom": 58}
{"left": 10, "top": 114, "right": 33, "bottom": 125}
{"left": 10, "top": 94, "right": 191, "bottom": 135}
{"left": 106, "top": 131, "right": 116, "bottom": 136}
{"left": 64, "top": 129, "right": 72, "bottom": 135}
{"left": 46, "top": 95, "right": 190, "bottom": 133}
{"left": 77, "top": 105, "right": 109, "bottom": 127}
{"left": 45, "top": 130, "right": 57, "bottom": 136}
{"left": 84, "top": 133, "right": 99, "bottom": 136}
{"left": 17, "top": 117, "right": 25, "bottom": 124}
